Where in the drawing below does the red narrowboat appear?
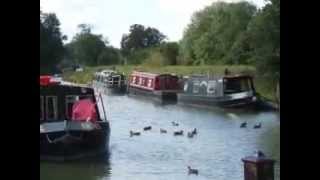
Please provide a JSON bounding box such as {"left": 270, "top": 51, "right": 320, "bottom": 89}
{"left": 128, "top": 71, "right": 182, "bottom": 103}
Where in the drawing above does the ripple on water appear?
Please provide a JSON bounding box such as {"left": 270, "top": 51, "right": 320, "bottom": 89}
{"left": 41, "top": 95, "right": 280, "bottom": 180}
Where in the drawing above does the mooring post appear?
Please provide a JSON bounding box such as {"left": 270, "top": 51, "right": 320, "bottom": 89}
{"left": 242, "top": 151, "right": 275, "bottom": 180}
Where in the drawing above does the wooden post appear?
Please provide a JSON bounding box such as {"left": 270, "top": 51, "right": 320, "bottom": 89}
{"left": 242, "top": 151, "right": 275, "bottom": 180}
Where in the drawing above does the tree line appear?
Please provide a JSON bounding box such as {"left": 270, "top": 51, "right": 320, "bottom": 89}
{"left": 40, "top": 0, "right": 279, "bottom": 81}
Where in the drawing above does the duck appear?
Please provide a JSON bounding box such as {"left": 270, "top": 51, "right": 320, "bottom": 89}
{"left": 143, "top": 126, "right": 152, "bottom": 131}
{"left": 187, "top": 132, "right": 194, "bottom": 138}
{"left": 240, "top": 121, "right": 247, "bottom": 128}
{"left": 172, "top": 121, "right": 179, "bottom": 126}
{"left": 160, "top": 128, "right": 167, "bottom": 133}
{"left": 192, "top": 128, "right": 197, "bottom": 135}
{"left": 130, "top": 130, "right": 141, "bottom": 137}
{"left": 187, "top": 166, "right": 199, "bottom": 175}
{"left": 174, "top": 130, "right": 184, "bottom": 136}
{"left": 253, "top": 122, "right": 262, "bottom": 129}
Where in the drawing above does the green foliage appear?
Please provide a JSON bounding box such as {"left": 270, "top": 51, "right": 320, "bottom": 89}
{"left": 125, "top": 48, "right": 151, "bottom": 65}
{"left": 247, "top": 0, "right": 280, "bottom": 80}
{"left": 159, "top": 42, "right": 179, "bottom": 65}
{"left": 120, "top": 24, "right": 166, "bottom": 64}
{"left": 40, "top": 10, "right": 65, "bottom": 74}
{"left": 180, "top": 2, "right": 257, "bottom": 65}
{"left": 97, "top": 46, "right": 121, "bottom": 65}
{"left": 68, "top": 24, "right": 107, "bottom": 66}
{"left": 142, "top": 50, "right": 164, "bottom": 67}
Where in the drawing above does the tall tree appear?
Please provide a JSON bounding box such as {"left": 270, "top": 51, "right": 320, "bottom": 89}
{"left": 68, "top": 24, "right": 108, "bottom": 66}
{"left": 121, "top": 24, "right": 166, "bottom": 52}
{"left": 247, "top": 0, "right": 280, "bottom": 80}
{"left": 180, "top": 2, "right": 257, "bottom": 65}
{"left": 40, "top": 11, "right": 65, "bottom": 74}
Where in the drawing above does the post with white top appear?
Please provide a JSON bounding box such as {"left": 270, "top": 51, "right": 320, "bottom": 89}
{"left": 242, "top": 151, "right": 275, "bottom": 180}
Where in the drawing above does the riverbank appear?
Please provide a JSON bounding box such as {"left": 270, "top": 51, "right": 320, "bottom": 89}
{"left": 62, "top": 65, "right": 278, "bottom": 102}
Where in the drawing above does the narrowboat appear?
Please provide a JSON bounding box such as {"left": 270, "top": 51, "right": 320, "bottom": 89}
{"left": 128, "top": 71, "right": 182, "bottom": 104}
{"left": 92, "top": 69, "right": 127, "bottom": 94}
{"left": 40, "top": 76, "right": 110, "bottom": 161}
{"left": 178, "top": 74, "right": 260, "bottom": 109}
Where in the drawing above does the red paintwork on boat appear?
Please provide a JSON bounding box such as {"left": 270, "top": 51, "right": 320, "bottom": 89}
{"left": 129, "top": 71, "right": 180, "bottom": 91}
{"left": 40, "top": 76, "right": 60, "bottom": 86}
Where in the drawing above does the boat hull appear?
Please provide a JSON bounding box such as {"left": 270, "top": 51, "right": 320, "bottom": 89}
{"left": 128, "top": 87, "right": 178, "bottom": 104}
{"left": 177, "top": 94, "right": 256, "bottom": 109}
{"left": 40, "top": 121, "right": 110, "bottom": 161}
{"left": 178, "top": 94, "right": 277, "bottom": 111}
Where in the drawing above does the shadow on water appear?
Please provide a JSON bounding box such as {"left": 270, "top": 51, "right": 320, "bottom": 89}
{"left": 40, "top": 153, "right": 111, "bottom": 180}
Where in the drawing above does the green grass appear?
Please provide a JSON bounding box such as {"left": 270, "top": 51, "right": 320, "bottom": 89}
{"left": 62, "top": 65, "right": 277, "bottom": 101}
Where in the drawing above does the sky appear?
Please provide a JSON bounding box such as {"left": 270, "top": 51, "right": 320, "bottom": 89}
{"left": 40, "top": 0, "right": 266, "bottom": 48}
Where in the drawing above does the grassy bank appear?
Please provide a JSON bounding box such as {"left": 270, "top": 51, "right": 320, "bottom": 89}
{"left": 62, "top": 65, "right": 277, "bottom": 101}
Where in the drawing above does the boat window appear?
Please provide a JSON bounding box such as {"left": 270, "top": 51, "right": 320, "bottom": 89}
{"left": 139, "top": 77, "right": 143, "bottom": 85}
{"left": 40, "top": 96, "right": 44, "bottom": 121}
{"left": 80, "top": 95, "right": 94, "bottom": 100}
{"left": 65, "top": 96, "right": 78, "bottom": 119}
{"left": 193, "top": 81, "right": 200, "bottom": 93}
{"left": 46, "top": 96, "right": 58, "bottom": 120}
{"left": 184, "top": 83, "right": 189, "bottom": 92}
{"left": 224, "top": 78, "right": 251, "bottom": 94}
{"left": 134, "top": 76, "right": 138, "bottom": 84}
{"left": 148, "top": 79, "right": 153, "bottom": 88}
{"left": 207, "top": 81, "right": 217, "bottom": 94}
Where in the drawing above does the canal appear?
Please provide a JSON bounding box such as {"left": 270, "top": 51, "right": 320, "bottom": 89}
{"left": 40, "top": 94, "right": 280, "bottom": 180}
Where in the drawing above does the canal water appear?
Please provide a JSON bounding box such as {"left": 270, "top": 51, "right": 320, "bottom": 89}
{"left": 40, "top": 94, "right": 280, "bottom": 180}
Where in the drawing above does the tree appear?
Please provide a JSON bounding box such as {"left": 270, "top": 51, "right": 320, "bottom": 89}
{"left": 40, "top": 10, "right": 65, "bottom": 74}
{"left": 97, "top": 46, "right": 121, "bottom": 65}
{"left": 159, "top": 42, "right": 179, "bottom": 65}
{"left": 180, "top": 2, "right": 257, "bottom": 65}
{"left": 247, "top": 0, "right": 280, "bottom": 80}
{"left": 68, "top": 24, "right": 107, "bottom": 66}
{"left": 121, "top": 24, "right": 166, "bottom": 55}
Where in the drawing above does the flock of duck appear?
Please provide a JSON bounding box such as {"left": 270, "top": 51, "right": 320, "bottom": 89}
{"left": 129, "top": 121, "right": 197, "bottom": 138}
{"left": 129, "top": 121, "right": 199, "bottom": 175}
{"left": 129, "top": 120, "right": 263, "bottom": 175}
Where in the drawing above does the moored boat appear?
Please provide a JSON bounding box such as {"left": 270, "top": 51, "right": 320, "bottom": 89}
{"left": 127, "top": 71, "right": 182, "bottom": 104}
{"left": 40, "top": 76, "right": 110, "bottom": 161}
{"left": 178, "top": 74, "right": 261, "bottom": 109}
{"left": 92, "top": 69, "right": 127, "bottom": 94}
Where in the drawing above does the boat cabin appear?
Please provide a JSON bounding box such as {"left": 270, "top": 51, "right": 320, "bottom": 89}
{"left": 182, "top": 74, "right": 255, "bottom": 98}
{"left": 40, "top": 76, "right": 101, "bottom": 123}
{"left": 129, "top": 71, "right": 181, "bottom": 91}
{"left": 94, "top": 70, "right": 126, "bottom": 89}
{"left": 40, "top": 76, "right": 110, "bottom": 161}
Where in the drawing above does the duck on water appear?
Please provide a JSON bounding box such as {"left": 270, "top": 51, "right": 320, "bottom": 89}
{"left": 40, "top": 76, "right": 110, "bottom": 161}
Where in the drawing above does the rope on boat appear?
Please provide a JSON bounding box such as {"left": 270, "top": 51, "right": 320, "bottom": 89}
{"left": 45, "top": 132, "right": 85, "bottom": 144}
{"left": 45, "top": 134, "right": 55, "bottom": 144}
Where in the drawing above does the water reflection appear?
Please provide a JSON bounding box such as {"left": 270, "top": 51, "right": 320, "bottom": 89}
{"left": 40, "top": 154, "right": 111, "bottom": 180}
{"left": 41, "top": 94, "right": 280, "bottom": 180}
